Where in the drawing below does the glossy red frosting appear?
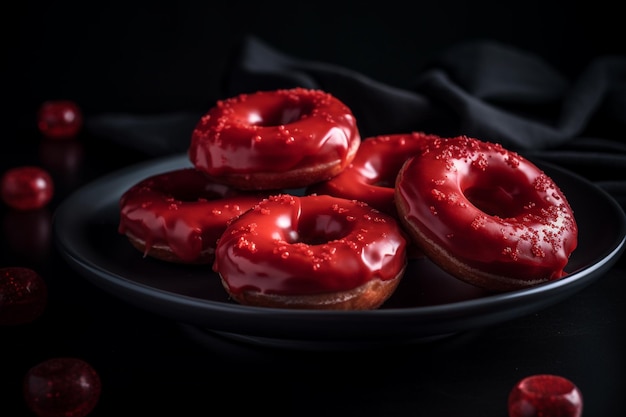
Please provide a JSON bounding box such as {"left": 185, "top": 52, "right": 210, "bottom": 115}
{"left": 23, "top": 357, "right": 101, "bottom": 417}
{"left": 395, "top": 136, "right": 578, "bottom": 283}
{"left": 308, "top": 132, "right": 437, "bottom": 217}
{"left": 213, "top": 194, "right": 407, "bottom": 295}
{"left": 1, "top": 166, "right": 54, "bottom": 210}
{"left": 188, "top": 88, "right": 360, "bottom": 177}
{"left": 118, "top": 168, "right": 265, "bottom": 263}
{"left": 508, "top": 374, "right": 583, "bottom": 417}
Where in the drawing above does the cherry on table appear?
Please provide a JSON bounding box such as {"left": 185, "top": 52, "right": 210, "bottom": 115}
{"left": 37, "top": 100, "right": 83, "bottom": 140}
{"left": 0, "top": 267, "right": 47, "bottom": 325}
{"left": 23, "top": 357, "right": 102, "bottom": 417}
{"left": 508, "top": 374, "right": 583, "bottom": 417}
{"left": 1, "top": 166, "right": 54, "bottom": 210}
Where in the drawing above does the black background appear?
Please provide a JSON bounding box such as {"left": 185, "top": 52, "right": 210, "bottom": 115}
{"left": 3, "top": 1, "right": 626, "bottom": 416}
{"left": 6, "top": 1, "right": 624, "bottom": 128}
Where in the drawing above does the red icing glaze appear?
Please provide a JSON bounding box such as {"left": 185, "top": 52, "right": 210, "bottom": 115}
{"left": 188, "top": 88, "right": 360, "bottom": 186}
{"left": 395, "top": 136, "right": 578, "bottom": 289}
{"left": 508, "top": 374, "right": 583, "bottom": 417}
{"left": 37, "top": 100, "right": 83, "bottom": 140}
{"left": 23, "top": 357, "right": 101, "bottom": 417}
{"left": 118, "top": 168, "right": 267, "bottom": 263}
{"left": 307, "top": 132, "right": 437, "bottom": 217}
{"left": 213, "top": 194, "right": 407, "bottom": 295}
{"left": 1, "top": 166, "right": 54, "bottom": 211}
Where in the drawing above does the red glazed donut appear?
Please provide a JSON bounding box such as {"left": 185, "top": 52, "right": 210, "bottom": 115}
{"left": 307, "top": 132, "right": 438, "bottom": 217}
{"left": 213, "top": 194, "right": 408, "bottom": 310}
{"left": 188, "top": 88, "right": 361, "bottom": 190}
{"left": 118, "top": 168, "right": 266, "bottom": 264}
{"left": 394, "top": 136, "right": 578, "bottom": 292}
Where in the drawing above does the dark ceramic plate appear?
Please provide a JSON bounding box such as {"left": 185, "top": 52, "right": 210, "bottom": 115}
{"left": 53, "top": 154, "right": 626, "bottom": 349}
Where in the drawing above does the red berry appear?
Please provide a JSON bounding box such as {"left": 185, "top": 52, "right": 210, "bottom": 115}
{"left": 508, "top": 374, "right": 583, "bottom": 417}
{"left": 37, "top": 100, "right": 83, "bottom": 140}
{"left": 1, "top": 166, "right": 54, "bottom": 210}
{"left": 23, "top": 357, "right": 101, "bottom": 417}
{"left": 0, "top": 267, "right": 47, "bottom": 325}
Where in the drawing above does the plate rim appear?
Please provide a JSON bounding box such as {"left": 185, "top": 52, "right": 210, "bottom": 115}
{"left": 53, "top": 153, "right": 626, "bottom": 343}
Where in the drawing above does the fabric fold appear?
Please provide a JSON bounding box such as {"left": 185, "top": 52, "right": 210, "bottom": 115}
{"left": 85, "top": 35, "right": 626, "bottom": 209}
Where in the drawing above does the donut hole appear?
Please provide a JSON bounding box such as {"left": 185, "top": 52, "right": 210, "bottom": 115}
{"left": 369, "top": 169, "right": 395, "bottom": 187}
{"left": 358, "top": 154, "right": 404, "bottom": 188}
{"left": 252, "top": 103, "right": 315, "bottom": 126}
{"left": 462, "top": 173, "right": 533, "bottom": 219}
{"left": 163, "top": 182, "right": 233, "bottom": 202}
{"left": 463, "top": 186, "right": 520, "bottom": 218}
{"left": 373, "top": 179, "right": 395, "bottom": 188}
{"left": 291, "top": 214, "right": 350, "bottom": 245}
{"left": 146, "top": 169, "right": 240, "bottom": 203}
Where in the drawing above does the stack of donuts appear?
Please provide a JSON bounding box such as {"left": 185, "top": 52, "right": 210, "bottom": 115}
{"left": 118, "top": 87, "right": 578, "bottom": 310}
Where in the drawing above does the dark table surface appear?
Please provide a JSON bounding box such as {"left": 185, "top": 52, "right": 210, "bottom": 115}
{"left": 2, "top": 116, "right": 625, "bottom": 417}
{"left": 5, "top": 1, "right": 626, "bottom": 414}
